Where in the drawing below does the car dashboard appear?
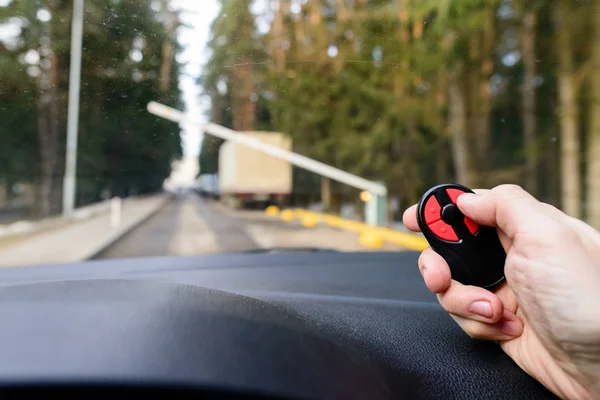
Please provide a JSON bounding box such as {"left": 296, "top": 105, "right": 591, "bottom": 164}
{"left": 0, "top": 251, "right": 556, "bottom": 399}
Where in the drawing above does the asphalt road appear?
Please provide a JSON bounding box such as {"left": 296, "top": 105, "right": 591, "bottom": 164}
{"left": 94, "top": 193, "right": 403, "bottom": 260}
{"left": 193, "top": 195, "right": 259, "bottom": 252}
{"left": 93, "top": 197, "right": 181, "bottom": 259}
{"left": 95, "top": 194, "right": 267, "bottom": 259}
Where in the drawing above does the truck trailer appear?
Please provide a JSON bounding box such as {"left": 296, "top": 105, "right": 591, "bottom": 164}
{"left": 218, "top": 131, "right": 292, "bottom": 209}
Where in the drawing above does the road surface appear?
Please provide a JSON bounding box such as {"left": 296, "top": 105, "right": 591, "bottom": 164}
{"left": 95, "top": 193, "right": 402, "bottom": 259}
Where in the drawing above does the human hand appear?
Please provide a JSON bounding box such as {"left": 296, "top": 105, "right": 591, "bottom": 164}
{"left": 403, "top": 184, "right": 600, "bottom": 399}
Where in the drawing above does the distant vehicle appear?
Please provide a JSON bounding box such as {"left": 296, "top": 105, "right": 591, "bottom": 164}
{"left": 218, "top": 131, "right": 292, "bottom": 209}
{"left": 196, "top": 174, "right": 220, "bottom": 200}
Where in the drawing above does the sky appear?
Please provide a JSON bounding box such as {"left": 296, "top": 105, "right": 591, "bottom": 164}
{"left": 170, "top": 0, "right": 220, "bottom": 158}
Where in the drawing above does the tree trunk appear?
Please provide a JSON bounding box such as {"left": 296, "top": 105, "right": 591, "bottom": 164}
{"left": 36, "top": 95, "right": 51, "bottom": 218}
{"left": 48, "top": 51, "right": 63, "bottom": 215}
{"left": 210, "top": 88, "right": 224, "bottom": 125}
{"left": 522, "top": 9, "right": 538, "bottom": 195}
{"left": 309, "top": 0, "right": 325, "bottom": 60}
{"left": 0, "top": 182, "right": 8, "bottom": 208}
{"left": 467, "top": 36, "right": 481, "bottom": 158}
{"left": 333, "top": 0, "right": 348, "bottom": 72}
{"left": 36, "top": 25, "right": 62, "bottom": 218}
{"left": 160, "top": 41, "right": 173, "bottom": 92}
{"left": 435, "top": 136, "right": 451, "bottom": 183}
{"left": 271, "top": 0, "right": 287, "bottom": 73}
{"left": 231, "top": 57, "right": 256, "bottom": 131}
{"left": 159, "top": 1, "right": 176, "bottom": 93}
{"left": 556, "top": 0, "right": 581, "bottom": 218}
{"left": 434, "top": 69, "right": 449, "bottom": 183}
{"left": 321, "top": 177, "right": 331, "bottom": 212}
{"left": 472, "top": 10, "right": 494, "bottom": 185}
{"left": 448, "top": 61, "right": 474, "bottom": 187}
{"left": 404, "top": 121, "right": 422, "bottom": 204}
{"left": 294, "top": 4, "right": 305, "bottom": 52}
{"left": 336, "top": 0, "right": 347, "bottom": 22}
{"left": 586, "top": 0, "right": 600, "bottom": 228}
{"left": 467, "top": 61, "right": 482, "bottom": 185}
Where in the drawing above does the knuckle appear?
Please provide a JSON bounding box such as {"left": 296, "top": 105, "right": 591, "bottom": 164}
{"left": 438, "top": 292, "right": 463, "bottom": 315}
{"left": 492, "top": 184, "right": 524, "bottom": 195}
{"left": 490, "top": 184, "right": 527, "bottom": 217}
{"left": 462, "top": 321, "right": 492, "bottom": 340}
{"left": 542, "top": 202, "right": 561, "bottom": 213}
{"left": 542, "top": 203, "right": 571, "bottom": 224}
{"left": 438, "top": 298, "right": 453, "bottom": 314}
{"left": 553, "top": 223, "right": 577, "bottom": 241}
{"left": 491, "top": 184, "right": 529, "bottom": 204}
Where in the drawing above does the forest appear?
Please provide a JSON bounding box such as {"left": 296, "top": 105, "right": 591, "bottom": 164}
{"left": 0, "top": 0, "right": 182, "bottom": 217}
{"left": 199, "top": 0, "right": 600, "bottom": 228}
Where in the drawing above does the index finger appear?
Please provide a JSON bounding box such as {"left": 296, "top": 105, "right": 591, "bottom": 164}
{"left": 456, "top": 184, "right": 552, "bottom": 240}
{"left": 402, "top": 189, "right": 490, "bottom": 233}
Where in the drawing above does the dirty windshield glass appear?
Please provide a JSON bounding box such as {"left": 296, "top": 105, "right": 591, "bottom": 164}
{"left": 0, "top": 0, "right": 596, "bottom": 265}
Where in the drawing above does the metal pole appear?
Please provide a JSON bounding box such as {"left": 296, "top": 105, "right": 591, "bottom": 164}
{"left": 147, "top": 102, "right": 388, "bottom": 197}
{"left": 63, "top": 0, "right": 85, "bottom": 216}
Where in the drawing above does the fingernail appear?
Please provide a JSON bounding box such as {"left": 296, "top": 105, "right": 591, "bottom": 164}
{"left": 421, "top": 266, "right": 428, "bottom": 279}
{"left": 470, "top": 301, "right": 492, "bottom": 318}
{"left": 502, "top": 320, "right": 521, "bottom": 336}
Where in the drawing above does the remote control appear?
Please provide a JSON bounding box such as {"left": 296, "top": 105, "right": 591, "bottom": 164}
{"left": 416, "top": 183, "right": 506, "bottom": 289}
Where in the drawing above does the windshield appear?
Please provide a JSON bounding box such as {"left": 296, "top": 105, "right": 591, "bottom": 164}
{"left": 0, "top": 0, "right": 595, "bottom": 265}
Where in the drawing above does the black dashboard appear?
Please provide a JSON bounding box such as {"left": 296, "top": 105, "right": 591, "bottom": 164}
{"left": 0, "top": 251, "right": 557, "bottom": 399}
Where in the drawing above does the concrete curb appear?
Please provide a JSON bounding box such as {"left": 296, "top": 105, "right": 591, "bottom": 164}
{"left": 272, "top": 208, "right": 429, "bottom": 251}
{"left": 85, "top": 195, "right": 173, "bottom": 260}
{"left": 0, "top": 200, "right": 113, "bottom": 240}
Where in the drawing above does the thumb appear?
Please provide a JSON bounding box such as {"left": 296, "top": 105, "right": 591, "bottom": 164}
{"left": 456, "top": 184, "right": 543, "bottom": 240}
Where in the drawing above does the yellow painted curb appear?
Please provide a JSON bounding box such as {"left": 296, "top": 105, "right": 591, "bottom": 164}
{"left": 280, "top": 209, "right": 296, "bottom": 222}
{"left": 265, "top": 205, "right": 280, "bottom": 216}
{"left": 301, "top": 215, "right": 319, "bottom": 228}
{"left": 359, "top": 231, "right": 384, "bottom": 249}
{"left": 288, "top": 208, "right": 429, "bottom": 251}
{"left": 371, "top": 227, "right": 429, "bottom": 251}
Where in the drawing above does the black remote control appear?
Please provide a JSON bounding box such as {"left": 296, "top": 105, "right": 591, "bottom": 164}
{"left": 416, "top": 183, "right": 506, "bottom": 289}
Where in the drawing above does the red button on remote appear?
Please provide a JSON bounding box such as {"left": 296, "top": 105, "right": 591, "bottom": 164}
{"left": 429, "top": 220, "right": 459, "bottom": 242}
{"left": 464, "top": 217, "right": 479, "bottom": 234}
{"left": 417, "top": 183, "right": 506, "bottom": 289}
{"left": 446, "top": 188, "right": 464, "bottom": 204}
{"left": 447, "top": 188, "right": 480, "bottom": 234}
{"left": 423, "top": 196, "right": 442, "bottom": 224}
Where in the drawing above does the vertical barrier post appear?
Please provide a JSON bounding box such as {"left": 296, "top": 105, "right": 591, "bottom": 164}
{"left": 110, "top": 197, "right": 122, "bottom": 228}
{"left": 364, "top": 181, "right": 387, "bottom": 226}
{"left": 375, "top": 181, "right": 387, "bottom": 226}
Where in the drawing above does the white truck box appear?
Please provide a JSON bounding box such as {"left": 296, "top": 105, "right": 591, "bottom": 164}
{"left": 218, "top": 131, "right": 292, "bottom": 208}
